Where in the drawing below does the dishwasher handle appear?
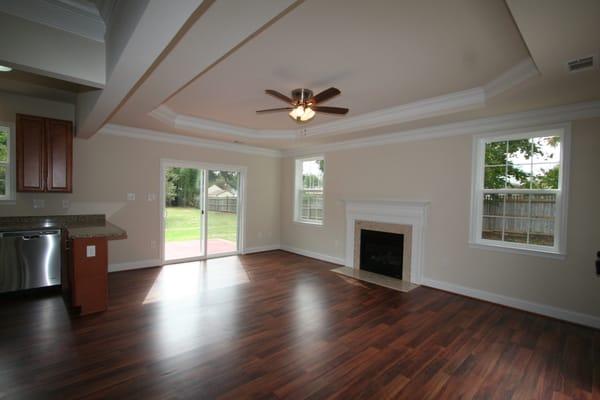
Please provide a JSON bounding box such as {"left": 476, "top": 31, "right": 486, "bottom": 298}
{"left": 0, "top": 230, "right": 61, "bottom": 239}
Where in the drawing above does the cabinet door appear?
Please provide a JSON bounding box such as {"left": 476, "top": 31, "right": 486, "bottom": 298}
{"left": 16, "top": 114, "right": 46, "bottom": 192}
{"left": 70, "top": 237, "right": 108, "bottom": 315}
{"left": 45, "top": 118, "right": 73, "bottom": 192}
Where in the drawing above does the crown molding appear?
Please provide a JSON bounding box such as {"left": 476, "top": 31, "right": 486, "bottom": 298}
{"left": 150, "top": 106, "right": 297, "bottom": 140}
{"left": 98, "top": 124, "right": 283, "bottom": 158}
{"left": 283, "top": 100, "right": 600, "bottom": 157}
{"left": 149, "top": 58, "right": 539, "bottom": 141}
{"left": 484, "top": 58, "right": 539, "bottom": 98}
{"left": 300, "top": 87, "right": 486, "bottom": 138}
{"left": 0, "top": 0, "right": 105, "bottom": 42}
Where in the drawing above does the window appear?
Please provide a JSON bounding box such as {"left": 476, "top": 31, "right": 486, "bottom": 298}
{"left": 0, "top": 125, "right": 11, "bottom": 201}
{"left": 470, "top": 126, "right": 569, "bottom": 256}
{"left": 294, "top": 156, "right": 325, "bottom": 224}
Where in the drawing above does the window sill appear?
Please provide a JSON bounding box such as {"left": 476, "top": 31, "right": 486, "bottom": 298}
{"left": 469, "top": 241, "right": 566, "bottom": 260}
{"left": 293, "top": 219, "right": 324, "bottom": 227}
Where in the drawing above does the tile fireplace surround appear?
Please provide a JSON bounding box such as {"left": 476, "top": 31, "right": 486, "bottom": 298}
{"left": 344, "top": 200, "right": 429, "bottom": 284}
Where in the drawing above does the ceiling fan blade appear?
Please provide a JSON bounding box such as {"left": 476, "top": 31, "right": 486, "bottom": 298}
{"left": 310, "top": 87, "right": 341, "bottom": 104}
{"left": 265, "top": 89, "right": 293, "bottom": 104}
{"left": 312, "top": 106, "right": 349, "bottom": 115}
{"left": 256, "top": 107, "right": 293, "bottom": 113}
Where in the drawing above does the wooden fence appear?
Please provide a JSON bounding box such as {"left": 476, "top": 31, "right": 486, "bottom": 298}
{"left": 482, "top": 193, "right": 555, "bottom": 245}
{"left": 207, "top": 197, "right": 237, "bottom": 213}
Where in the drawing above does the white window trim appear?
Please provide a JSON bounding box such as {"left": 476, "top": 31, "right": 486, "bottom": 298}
{"left": 469, "top": 123, "right": 570, "bottom": 259}
{"left": 0, "top": 122, "right": 15, "bottom": 203}
{"left": 294, "top": 155, "right": 325, "bottom": 225}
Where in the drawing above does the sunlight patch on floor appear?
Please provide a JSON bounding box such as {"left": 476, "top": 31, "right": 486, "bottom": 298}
{"left": 143, "top": 259, "right": 250, "bottom": 304}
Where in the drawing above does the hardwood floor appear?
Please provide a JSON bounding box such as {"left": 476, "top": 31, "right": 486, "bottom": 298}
{"left": 0, "top": 250, "right": 598, "bottom": 399}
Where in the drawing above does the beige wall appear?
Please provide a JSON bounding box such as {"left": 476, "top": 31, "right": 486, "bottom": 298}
{"left": 0, "top": 93, "right": 281, "bottom": 265}
{"left": 281, "top": 118, "right": 600, "bottom": 319}
{"left": 1, "top": 134, "right": 281, "bottom": 265}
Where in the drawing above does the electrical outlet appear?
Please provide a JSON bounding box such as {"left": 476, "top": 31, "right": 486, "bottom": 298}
{"left": 86, "top": 245, "right": 96, "bottom": 258}
{"left": 127, "top": 193, "right": 136, "bottom": 201}
{"left": 62, "top": 199, "right": 70, "bottom": 209}
{"left": 150, "top": 240, "right": 157, "bottom": 249}
{"left": 32, "top": 199, "right": 45, "bottom": 209}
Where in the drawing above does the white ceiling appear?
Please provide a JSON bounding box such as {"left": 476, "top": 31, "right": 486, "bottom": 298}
{"left": 107, "top": 0, "right": 600, "bottom": 151}
{"left": 165, "top": 0, "right": 527, "bottom": 130}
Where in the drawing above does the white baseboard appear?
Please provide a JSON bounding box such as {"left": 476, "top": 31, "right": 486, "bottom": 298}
{"left": 421, "top": 277, "right": 600, "bottom": 330}
{"left": 280, "top": 245, "right": 345, "bottom": 265}
{"left": 242, "top": 244, "right": 281, "bottom": 254}
{"left": 109, "top": 259, "right": 162, "bottom": 273}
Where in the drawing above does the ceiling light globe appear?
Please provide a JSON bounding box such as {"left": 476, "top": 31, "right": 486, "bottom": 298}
{"left": 300, "top": 106, "right": 315, "bottom": 122}
{"left": 289, "top": 105, "right": 305, "bottom": 121}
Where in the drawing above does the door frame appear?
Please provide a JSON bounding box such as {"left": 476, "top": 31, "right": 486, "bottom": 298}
{"left": 159, "top": 159, "right": 247, "bottom": 264}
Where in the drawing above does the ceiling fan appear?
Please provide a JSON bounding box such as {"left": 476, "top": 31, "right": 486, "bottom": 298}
{"left": 256, "top": 87, "right": 349, "bottom": 123}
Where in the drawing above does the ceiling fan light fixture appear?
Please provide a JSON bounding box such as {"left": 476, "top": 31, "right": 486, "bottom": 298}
{"left": 289, "top": 105, "right": 305, "bottom": 120}
{"left": 300, "top": 106, "right": 315, "bottom": 122}
{"left": 288, "top": 105, "right": 316, "bottom": 122}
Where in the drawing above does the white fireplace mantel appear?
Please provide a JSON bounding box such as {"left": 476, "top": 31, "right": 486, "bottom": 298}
{"left": 344, "top": 199, "right": 429, "bottom": 284}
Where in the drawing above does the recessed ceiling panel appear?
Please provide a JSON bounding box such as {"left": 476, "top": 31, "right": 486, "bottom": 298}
{"left": 166, "top": 0, "right": 528, "bottom": 130}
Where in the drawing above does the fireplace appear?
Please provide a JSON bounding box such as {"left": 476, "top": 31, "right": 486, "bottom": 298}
{"left": 345, "top": 200, "right": 428, "bottom": 285}
{"left": 360, "top": 230, "right": 404, "bottom": 279}
{"left": 353, "top": 220, "right": 412, "bottom": 282}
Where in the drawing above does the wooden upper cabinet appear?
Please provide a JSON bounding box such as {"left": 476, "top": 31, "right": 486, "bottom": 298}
{"left": 16, "top": 114, "right": 46, "bottom": 192}
{"left": 46, "top": 118, "right": 73, "bottom": 192}
{"left": 16, "top": 114, "right": 73, "bottom": 193}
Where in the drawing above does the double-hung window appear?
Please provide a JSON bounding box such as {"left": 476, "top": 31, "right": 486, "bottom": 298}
{"left": 0, "top": 125, "right": 11, "bottom": 201}
{"left": 470, "top": 126, "right": 569, "bottom": 256}
{"left": 294, "top": 156, "right": 325, "bottom": 225}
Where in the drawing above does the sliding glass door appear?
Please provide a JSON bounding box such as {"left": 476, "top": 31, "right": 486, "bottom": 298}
{"left": 162, "top": 162, "right": 242, "bottom": 263}
{"left": 206, "top": 170, "right": 239, "bottom": 256}
{"left": 163, "top": 166, "right": 205, "bottom": 262}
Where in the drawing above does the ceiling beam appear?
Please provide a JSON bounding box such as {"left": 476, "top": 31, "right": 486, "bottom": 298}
{"left": 75, "top": 0, "right": 206, "bottom": 138}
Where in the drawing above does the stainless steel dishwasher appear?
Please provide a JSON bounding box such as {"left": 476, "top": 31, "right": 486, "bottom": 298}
{"left": 0, "top": 229, "right": 62, "bottom": 293}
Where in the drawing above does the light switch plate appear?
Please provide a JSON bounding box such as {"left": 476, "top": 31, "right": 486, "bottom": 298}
{"left": 32, "top": 199, "right": 45, "bottom": 209}
{"left": 86, "top": 245, "right": 96, "bottom": 258}
{"left": 127, "top": 193, "right": 136, "bottom": 201}
{"left": 147, "top": 193, "right": 156, "bottom": 201}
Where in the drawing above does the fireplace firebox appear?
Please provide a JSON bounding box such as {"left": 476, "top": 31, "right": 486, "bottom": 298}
{"left": 359, "top": 229, "right": 404, "bottom": 279}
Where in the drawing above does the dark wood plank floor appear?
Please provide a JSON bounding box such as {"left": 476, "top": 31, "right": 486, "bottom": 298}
{"left": 0, "top": 250, "right": 598, "bottom": 399}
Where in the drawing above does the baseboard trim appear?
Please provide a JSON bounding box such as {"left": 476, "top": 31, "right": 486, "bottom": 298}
{"left": 280, "top": 245, "right": 345, "bottom": 265}
{"left": 242, "top": 245, "right": 281, "bottom": 254}
{"left": 421, "top": 277, "right": 600, "bottom": 330}
{"left": 109, "top": 259, "right": 162, "bottom": 273}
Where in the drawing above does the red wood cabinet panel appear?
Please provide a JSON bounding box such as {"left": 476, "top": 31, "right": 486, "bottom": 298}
{"left": 46, "top": 118, "right": 73, "bottom": 192}
{"left": 16, "top": 114, "right": 73, "bottom": 193}
{"left": 16, "top": 114, "right": 46, "bottom": 192}
{"left": 70, "top": 237, "right": 108, "bottom": 315}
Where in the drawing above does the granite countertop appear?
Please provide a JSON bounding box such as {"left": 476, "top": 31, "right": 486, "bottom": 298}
{"left": 0, "top": 215, "right": 127, "bottom": 240}
{"left": 64, "top": 221, "right": 127, "bottom": 240}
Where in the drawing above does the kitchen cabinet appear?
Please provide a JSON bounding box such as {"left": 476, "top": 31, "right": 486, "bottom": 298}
{"left": 69, "top": 237, "right": 108, "bottom": 315}
{"left": 16, "top": 114, "right": 73, "bottom": 193}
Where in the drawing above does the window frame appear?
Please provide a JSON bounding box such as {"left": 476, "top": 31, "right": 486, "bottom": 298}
{"left": 294, "top": 155, "right": 325, "bottom": 225}
{"left": 0, "top": 122, "right": 14, "bottom": 203}
{"left": 469, "top": 124, "right": 570, "bottom": 258}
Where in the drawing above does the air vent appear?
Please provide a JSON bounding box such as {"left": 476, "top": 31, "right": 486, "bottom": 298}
{"left": 567, "top": 56, "right": 595, "bottom": 72}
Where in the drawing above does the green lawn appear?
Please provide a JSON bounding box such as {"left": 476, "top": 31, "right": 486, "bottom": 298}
{"left": 165, "top": 207, "right": 237, "bottom": 242}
